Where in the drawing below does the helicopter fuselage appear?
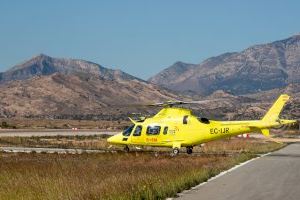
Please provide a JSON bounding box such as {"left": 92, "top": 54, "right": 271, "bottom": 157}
{"left": 107, "top": 107, "right": 277, "bottom": 149}
{"left": 107, "top": 94, "right": 296, "bottom": 154}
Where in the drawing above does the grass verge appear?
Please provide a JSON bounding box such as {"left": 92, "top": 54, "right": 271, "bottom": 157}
{"left": 0, "top": 139, "right": 284, "bottom": 200}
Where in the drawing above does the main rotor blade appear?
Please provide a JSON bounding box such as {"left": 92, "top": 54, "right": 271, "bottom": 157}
{"left": 110, "top": 99, "right": 222, "bottom": 108}
{"left": 179, "top": 100, "right": 218, "bottom": 104}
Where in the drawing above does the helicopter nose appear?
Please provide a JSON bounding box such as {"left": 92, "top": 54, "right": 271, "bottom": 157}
{"left": 107, "top": 134, "right": 121, "bottom": 144}
{"left": 107, "top": 135, "right": 115, "bottom": 143}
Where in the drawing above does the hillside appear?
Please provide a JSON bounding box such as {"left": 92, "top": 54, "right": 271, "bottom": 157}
{"left": 0, "top": 55, "right": 178, "bottom": 119}
{"left": 0, "top": 54, "right": 139, "bottom": 83}
{"left": 195, "top": 85, "right": 300, "bottom": 121}
{"left": 0, "top": 43, "right": 299, "bottom": 122}
{"left": 149, "top": 34, "right": 300, "bottom": 95}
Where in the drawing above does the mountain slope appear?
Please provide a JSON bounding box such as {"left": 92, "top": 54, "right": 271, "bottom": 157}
{"left": 149, "top": 34, "right": 300, "bottom": 95}
{"left": 0, "top": 54, "right": 140, "bottom": 83}
{"left": 0, "top": 55, "right": 178, "bottom": 118}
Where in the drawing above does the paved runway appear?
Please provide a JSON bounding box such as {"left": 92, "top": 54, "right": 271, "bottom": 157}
{"left": 0, "top": 129, "right": 118, "bottom": 137}
{"left": 0, "top": 146, "right": 114, "bottom": 154}
{"left": 177, "top": 143, "right": 300, "bottom": 200}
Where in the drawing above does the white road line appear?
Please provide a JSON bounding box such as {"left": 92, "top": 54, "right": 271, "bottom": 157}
{"left": 0, "top": 146, "right": 115, "bottom": 154}
{"left": 167, "top": 152, "right": 271, "bottom": 200}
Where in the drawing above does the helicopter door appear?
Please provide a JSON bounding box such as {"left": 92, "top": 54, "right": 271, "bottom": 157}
{"left": 160, "top": 126, "right": 171, "bottom": 145}
{"left": 131, "top": 125, "right": 143, "bottom": 144}
{"left": 145, "top": 125, "right": 162, "bottom": 145}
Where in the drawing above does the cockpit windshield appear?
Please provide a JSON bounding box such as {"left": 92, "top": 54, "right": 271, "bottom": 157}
{"left": 122, "top": 125, "right": 134, "bottom": 136}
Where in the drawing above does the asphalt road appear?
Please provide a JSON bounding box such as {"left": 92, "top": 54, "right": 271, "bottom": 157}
{"left": 0, "top": 146, "right": 112, "bottom": 154}
{"left": 0, "top": 129, "right": 118, "bottom": 137}
{"left": 177, "top": 143, "right": 300, "bottom": 200}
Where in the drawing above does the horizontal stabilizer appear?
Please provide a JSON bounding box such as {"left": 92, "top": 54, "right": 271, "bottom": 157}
{"left": 260, "top": 128, "right": 283, "bottom": 144}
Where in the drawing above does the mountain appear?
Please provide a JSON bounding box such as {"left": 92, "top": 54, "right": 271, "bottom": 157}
{"left": 195, "top": 85, "right": 300, "bottom": 121}
{"left": 149, "top": 34, "right": 300, "bottom": 95}
{"left": 0, "top": 54, "right": 139, "bottom": 83}
{"left": 0, "top": 54, "right": 178, "bottom": 119}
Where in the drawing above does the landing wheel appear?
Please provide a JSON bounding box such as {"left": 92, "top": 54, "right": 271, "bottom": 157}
{"left": 172, "top": 148, "right": 180, "bottom": 156}
{"left": 186, "top": 147, "right": 193, "bottom": 154}
{"left": 123, "top": 146, "right": 129, "bottom": 153}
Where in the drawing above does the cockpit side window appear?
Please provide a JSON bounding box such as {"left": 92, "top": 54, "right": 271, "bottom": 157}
{"left": 146, "top": 126, "right": 161, "bottom": 135}
{"left": 163, "top": 126, "right": 168, "bottom": 135}
{"left": 133, "top": 125, "right": 142, "bottom": 136}
{"left": 122, "top": 125, "right": 134, "bottom": 136}
{"left": 183, "top": 115, "right": 188, "bottom": 124}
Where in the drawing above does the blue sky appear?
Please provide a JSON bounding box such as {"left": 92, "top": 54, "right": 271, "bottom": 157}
{"left": 0, "top": 0, "right": 299, "bottom": 79}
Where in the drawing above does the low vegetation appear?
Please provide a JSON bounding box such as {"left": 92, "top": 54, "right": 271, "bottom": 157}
{"left": 273, "top": 129, "right": 300, "bottom": 137}
{"left": 0, "top": 137, "right": 284, "bottom": 200}
{"left": 0, "top": 121, "right": 16, "bottom": 129}
{"left": 200, "top": 138, "right": 285, "bottom": 154}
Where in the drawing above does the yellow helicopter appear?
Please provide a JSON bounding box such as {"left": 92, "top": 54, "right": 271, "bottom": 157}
{"left": 107, "top": 94, "right": 296, "bottom": 155}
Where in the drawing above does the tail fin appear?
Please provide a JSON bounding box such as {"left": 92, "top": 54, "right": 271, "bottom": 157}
{"left": 251, "top": 94, "right": 295, "bottom": 143}
{"left": 262, "top": 94, "right": 290, "bottom": 122}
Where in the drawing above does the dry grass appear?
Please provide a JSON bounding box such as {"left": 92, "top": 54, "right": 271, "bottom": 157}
{"left": 0, "top": 152, "right": 256, "bottom": 200}
{"left": 272, "top": 129, "right": 300, "bottom": 137}
{"left": 0, "top": 137, "right": 284, "bottom": 200}
{"left": 200, "top": 138, "right": 284, "bottom": 154}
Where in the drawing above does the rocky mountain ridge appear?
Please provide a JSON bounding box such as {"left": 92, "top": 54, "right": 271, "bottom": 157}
{"left": 1, "top": 33, "right": 300, "bottom": 122}
{"left": 149, "top": 34, "right": 300, "bottom": 95}
{"left": 0, "top": 54, "right": 178, "bottom": 119}
{"left": 0, "top": 54, "right": 140, "bottom": 83}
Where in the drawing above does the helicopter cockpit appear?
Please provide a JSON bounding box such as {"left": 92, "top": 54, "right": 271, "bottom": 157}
{"left": 122, "top": 125, "right": 134, "bottom": 136}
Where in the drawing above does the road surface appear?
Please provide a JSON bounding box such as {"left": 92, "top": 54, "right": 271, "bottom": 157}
{"left": 177, "top": 143, "right": 300, "bottom": 200}
{"left": 0, "top": 129, "right": 118, "bottom": 137}
{"left": 0, "top": 146, "right": 114, "bottom": 154}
